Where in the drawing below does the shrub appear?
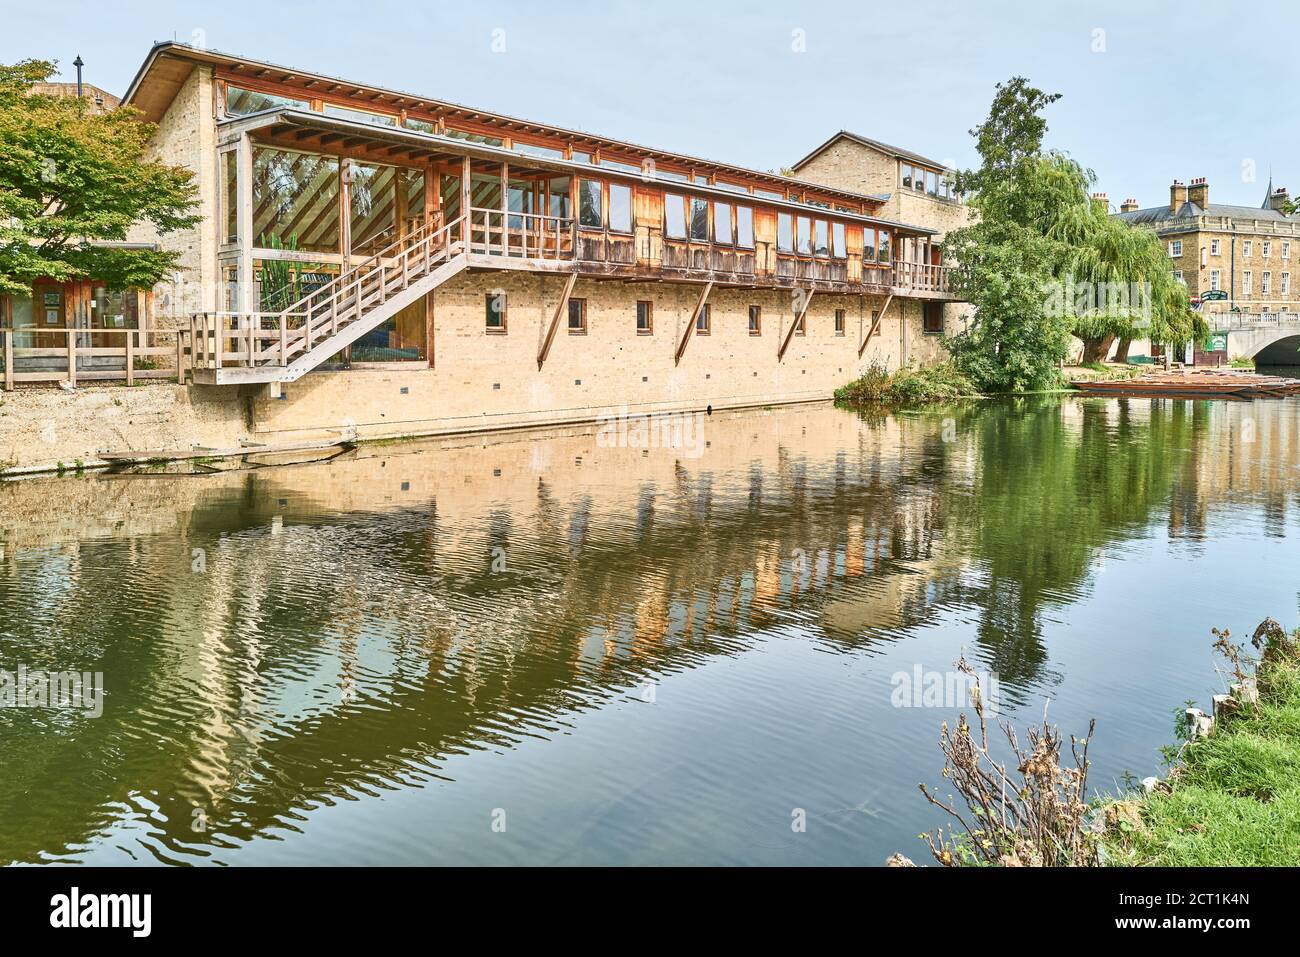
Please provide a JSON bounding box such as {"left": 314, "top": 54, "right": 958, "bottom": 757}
{"left": 835, "top": 361, "right": 978, "bottom": 407}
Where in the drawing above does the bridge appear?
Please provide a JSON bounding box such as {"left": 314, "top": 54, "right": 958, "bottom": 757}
{"left": 1215, "top": 314, "right": 1300, "bottom": 366}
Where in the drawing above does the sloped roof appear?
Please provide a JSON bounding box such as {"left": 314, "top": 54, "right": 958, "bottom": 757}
{"left": 790, "top": 130, "right": 950, "bottom": 174}
{"left": 1115, "top": 202, "right": 1297, "bottom": 226}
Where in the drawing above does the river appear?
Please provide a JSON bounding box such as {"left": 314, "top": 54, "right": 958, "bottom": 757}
{"left": 2, "top": 395, "right": 1297, "bottom": 865}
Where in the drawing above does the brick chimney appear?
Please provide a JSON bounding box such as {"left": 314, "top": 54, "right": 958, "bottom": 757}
{"left": 1091, "top": 192, "right": 1109, "bottom": 212}
{"left": 1269, "top": 186, "right": 1290, "bottom": 212}
{"left": 1170, "top": 180, "right": 1187, "bottom": 212}
{"left": 1120, "top": 198, "right": 1140, "bottom": 213}
{"left": 1188, "top": 177, "right": 1209, "bottom": 209}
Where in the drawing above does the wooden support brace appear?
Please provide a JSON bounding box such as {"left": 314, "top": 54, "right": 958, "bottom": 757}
{"left": 778, "top": 288, "right": 813, "bottom": 361}
{"left": 538, "top": 270, "right": 578, "bottom": 369}
{"left": 858, "top": 292, "right": 893, "bottom": 357}
{"left": 676, "top": 280, "right": 713, "bottom": 365}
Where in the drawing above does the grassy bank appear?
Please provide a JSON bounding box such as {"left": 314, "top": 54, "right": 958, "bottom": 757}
{"left": 1100, "top": 625, "right": 1300, "bottom": 866}
{"left": 903, "top": 622, "right": 1300, "bottom": 867}
{"left": 834, "top": 362, "right": 980, "bottom": 406}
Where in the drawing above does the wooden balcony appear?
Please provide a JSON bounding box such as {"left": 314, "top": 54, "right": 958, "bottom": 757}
{"left": 460, "top": 207, "right": 958, "bottom": 299}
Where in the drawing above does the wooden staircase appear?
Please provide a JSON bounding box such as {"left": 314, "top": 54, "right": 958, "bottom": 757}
{"left": 191, "top": 214, "right": 468, "bottom": 385}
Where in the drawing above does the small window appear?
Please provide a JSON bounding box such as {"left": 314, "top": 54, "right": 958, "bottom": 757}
{"left": 1169, "top": 240, "right": 1182, "bottom": 257}
{"left": 736, "top": 206, "right": 754, "bottom": 249}
{"left": 696, "top": 303, "right": 711, "bottom": 334}
{"left": 689, "top": 197, "right": 710, "bottom": 241}
{"left": 1263, "top": 271, "right": 1272, "bottom": 294}
{"left": 878, "top": 232, "right": 892, "bottom": 263}
{"left": 1285, "top": 242, "right": 1292, "bottom": 260}
{"left": 1263, "top": 241, "right": 1272, "bottom": 258}
{"left": 222, "top": 150, "right": 238, "bottom": 243}
{"left": 1210, "top": 239, "right": 1220, "bottom": 256}
{"left": 832, "top": 222, "right": 846, "bottom": 259}
{"left": 486, "top": 292, "right": 507, "bottom": 332}
{"left": 777, "top": 213, "right": 794, "bottom": 253}
{"left": 665, "top": 193, "right": 686, "bottom": 239}
{"left": 901, "top": 164, "right": 913, "bottom": 189}
{"left": 926, "top": 171, "right": 938, "bottom": 197}
{"left": 748, "top": 305, "right": 761, "bottom": 335}
{"left": 1210, "top": 270, "right": 1221, "bottom": 291}
{"left": 862, "top": 227, "right": 876, "bottom": 262}
{"left": 814, "top": 220, "right": 829, "bottom": 257}
{"left": 796, "top": 216, "right": 812, "bottom": 255}
{"left": 1284, "top": 273, "right": 1291, "bottom": 295}
{"left": 923, "top": 302, "right": 944, "bottom": 334}
{"left": 1243, "top": 241, "right": 1253, "bottom": 257}
{"left": 1242, "top": 270, "right": 1251, "bottom": 293}
{"left": 834, "top": 309, "right": 846, "bottom": 335}
{"left": 567, "top": 297, "right": 587, "bottom": 333}
{"left": 579, "top": 179, "right": 602, "bottom": 227}
{"left": 636, "top": 300, "right": 653, "bottom": 334}
{"left": 714, "top": 201, "right": 733, "bottom": 244}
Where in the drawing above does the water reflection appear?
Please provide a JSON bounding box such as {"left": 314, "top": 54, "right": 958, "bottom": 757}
{"left": 2, "top": 397, "right": 1298, "bottom": 865}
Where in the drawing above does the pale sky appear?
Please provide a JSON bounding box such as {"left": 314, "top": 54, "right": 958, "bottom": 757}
{"left": 5, "top": 0, "right": 1297, "bottom": 210}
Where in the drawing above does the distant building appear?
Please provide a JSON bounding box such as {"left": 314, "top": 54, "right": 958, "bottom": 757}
{"left": 28, "top": 81, "right": 121, "bottom": 114}
{"left": 1114, "top": 177, "right": 1300, "bottom": 316}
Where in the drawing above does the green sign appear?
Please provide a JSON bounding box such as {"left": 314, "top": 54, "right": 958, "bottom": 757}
{"left": 1201, "top": 289, "right": 1228, "bottom": 301}
{"left": 1205, "top": 332, "right": 1228, "bottom": 351}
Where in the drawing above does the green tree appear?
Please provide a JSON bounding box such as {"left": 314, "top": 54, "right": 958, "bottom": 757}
{"left": 0, "top": 59, "right": 198, "bottom": 298}
{"left": 945, "top": 78, "right": 1203, "bottom": 387}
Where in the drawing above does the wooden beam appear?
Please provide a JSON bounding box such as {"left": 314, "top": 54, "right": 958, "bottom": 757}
{"left": 778, "top": 288, "right": 813, "bottom": 361}
{"left": 538, "top": 270, "right": 578, "bottom": 369}
{"left": 858, "top": 292, "right": 892, "bottom": 357}
{"left": 675, "top": 280, "right": 713, "bottom": 365}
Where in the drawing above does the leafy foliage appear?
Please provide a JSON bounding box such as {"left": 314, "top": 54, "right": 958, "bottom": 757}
{"left": 0, "top": 59, "right": 198, "bottom": 297}
{"left": 944, "top": 77, "right": 1204, "bottom": 389}
{"left": 834, "top": 361, "right": 978, "bottom": 405}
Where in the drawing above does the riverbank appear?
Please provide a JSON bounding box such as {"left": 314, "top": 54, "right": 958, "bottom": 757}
{"left": 1099, "top": 622, "right": 1300, "bottom": 866}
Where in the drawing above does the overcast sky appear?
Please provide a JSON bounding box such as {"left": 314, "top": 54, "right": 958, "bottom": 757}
{"left": 6, "top": 0, "right": 1297, "bottom": 210}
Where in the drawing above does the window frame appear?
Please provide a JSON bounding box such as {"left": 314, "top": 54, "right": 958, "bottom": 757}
{"left": 578, "top": 178, "right": 603, "bottom": 228}
{"left": 834, "top": 308, "right": 846, "bottom": 335}
{"left": 664, "top": 193, "right": 687, "bottom": 239}
{"left": 748, "top": 304, "right": 761, "bottom": 336}
{"left": 636, "top": 300, "right": 653, "bottom": 335}
{"left": 567, "top": 296, "right": 587, "bottom": 334}
{"left": 695, "top": 303, "right": 711, "bottom": 335}
{"left": 485, "top": 292, "right": 508, "bottom": 333}
{"left": 607, "top": 182, "right": 632, "bottom": 234}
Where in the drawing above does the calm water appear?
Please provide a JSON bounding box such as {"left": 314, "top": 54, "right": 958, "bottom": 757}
{"left": 2, "top": 396, "right": 1299, "bottom": 866}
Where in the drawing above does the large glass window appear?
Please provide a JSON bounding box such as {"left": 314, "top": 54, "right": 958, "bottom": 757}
{"left": 579, "top": 179, "right": 602, "bottom": 227}
{"left": 689, "top": 197, "right": 709, "bottom": 241}
{"left": 222, "top": 150, "right": 238, "bottom": 244}
{"left": 863, "top": 227, "right": 877, "bottom": 262}
{"left": 796, "top": 216, "right": 812, "bottom": 255}
{"left": 548, "top": 177, "right": 571, "bottom": 219}
{"left": 926, "top": 171, "right": 938, "bottom": 197}
{"left": 832, "top": 222, "right": 846, "bottom": 259}
{"left": 252, "top": 147, "right": 341, "bottom": 254}
{"left": 665, "top": 194, "right": 686, "bottom": 239}
{"left": 878, "top": 231, "right": 892, "bottom": 263}
{"left": 901, "top": 164, "right": 913, "bottom": 189}
{"left": 440, "top": 172, "right": 462, "bottom": 222}
{"left": 736, "top": 206, "right": 754, "bottom": 249}
{"left": 777, "top": 212, "right": 793, "bottom": 252}
{"left": 814, "top": 220, "right": 829, "bottom": 257}
{"left": 225, "top": 85, "right": 308, "bottom": 116}
{"left": 349, "top": 161, "right": 399, "bottom": 254}
{"left": 714, "top": 201, "right": 732, "bottom": 244}
{"left": 609, "top": 183, "right": 632, "bottom": 233}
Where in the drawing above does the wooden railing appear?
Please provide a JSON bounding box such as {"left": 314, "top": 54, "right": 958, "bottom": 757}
{"left": 893, "top": 261, "right": 952, "bottom": 295}
{"left": 1, "top": 327, "right": 189, "bottom": 390}
{"left": 469, "top": 207, "right": 574, "bottom": 260}
{"left": 192, "top": 213, "right": 467, "bottom": 373}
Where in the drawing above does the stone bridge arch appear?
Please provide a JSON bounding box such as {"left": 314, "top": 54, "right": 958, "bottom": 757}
{"left": 1252, "top": 333, "right": 1300, "bottom": 366}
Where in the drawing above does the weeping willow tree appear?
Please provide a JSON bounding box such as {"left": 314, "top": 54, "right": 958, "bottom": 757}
{"left": 1045, "top": 157, "right": 1206, "bottom": 363}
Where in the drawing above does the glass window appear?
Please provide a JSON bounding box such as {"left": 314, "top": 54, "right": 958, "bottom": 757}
{"left": 578, "top": 179, "right": 603, "bottom": 227}
{"left": 696, "top": 303, "right": 710, "bottom": 333}
{"left": 567, "top": 297, "right": 587, "bottom": 332}
{"left": 878, "top": 231, "right": 892, "bottom": 263}
{"left": 608, "top": 183, "right": 632, "bottom": 233}
{"left": 715, "top": 201, "right": 732, "bottom": 244}
{"left": 222, "top": 150, "right": 238, "bottom": 244}
{"left": 832, "top": 222, "right": 846, "bottom": 258}
{"left": 814, "top": 220, "right": 829, "bottom": 257}
{"left": 440, "top": 172, "right": 462, "bottom": 221}
{"left": 797, "top": 216, "right": 812, "bottom": 255}
{"left": 349, "top": 161, "right": 399, "bottom": 254}
{"left": 665, "top": 194, "right": 686, "bottom": 239}
{"left": 755, "top": 188, "right": 784, "bottom": 201}
{"left": 862, "top": 227, "right": 876, "bottom": 262}
{"left": 513, "top": 140, "right": 566, "bottom": 160}
{"left": 777, "top": 213, "right": 793, "bottom": 253}
{"left": 225, "top": 85, "right": 308, "bottom": 116}
{"left": 444, "top": 128, "right": 505, "bottom": 147}
{"left": 637, "top": 300, "right": 653, "bottom": 334}
{"left": 926, "top": 171, "right": 938, "bottom": 197}
{"left": 689, "top": 197, "right": 709, "bottom": 241}
{"left": 486, "top": 292, "right": 506, "bottom": 331}
{"left": 323, "top": 103, "right": 397, "bottom": 127}
{"left": 736, "top": 206, "right": 754, "bottom": 249}
{"left": 405, "top": 117, "right": 436, "bottom": 134}
{"left": 600, "top": 157, "right": 642, "bottom": 174}
{"left": 901, "top": 164, "right": 912, "bottom": 189}
{"left": 748, "top": 305, "right": 761, "bottom": 335}
{"left": 834, "top": 309, "right": 846, "bottom": 335}
{"left": 252, "top": 146, "right": 340, "bottom": 254}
